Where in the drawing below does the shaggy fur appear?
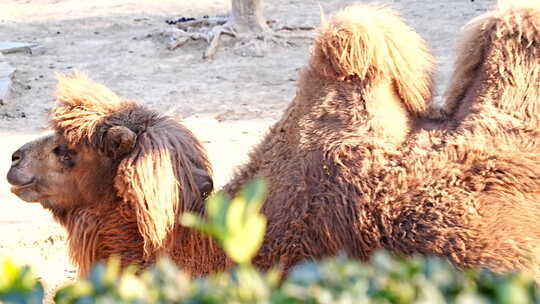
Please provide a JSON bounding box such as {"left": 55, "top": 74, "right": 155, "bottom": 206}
{"left": 388, "top": 0, "right": 540, "bottom": 277}
{"left": 9, "top": 1, "right": 540, "bottom": 279}
{"left": 226, "top": 0, "right": 540, "bottom": 276}
{"left": 443, "top": 0, "right": 540, "bottom": 125}
{"left": 310, "top": 4, "right": 434, "bottom": 118}
{"left": 54, "top": 75, "right": 214, "bottom": 252}
{"left": 7, "top": 3, "right": 435, "bottom": 277}
{"left": 223, "top": 4, "right": 435, "bottom": 271}
{"left": 7, "top": 74, "right": 230, "bottom": 277}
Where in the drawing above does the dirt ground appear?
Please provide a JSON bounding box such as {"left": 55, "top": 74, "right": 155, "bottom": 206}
{"left": 0, "top": 0, "right": 494, "bottom": 295}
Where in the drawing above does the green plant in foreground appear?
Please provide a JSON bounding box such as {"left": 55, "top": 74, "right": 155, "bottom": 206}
{"left": 55, "top": 178, "right": 280, "bottom": 304}
{"left": 181, "top": 178, "right": 268, "bottom": 266}
{"left": 5, "top": 178, "right": 540, "bottom": 303}
{"left": 0, "top": 258, "right": 44, "bottom": 304}
{"left": 54, "top": 257, "right": 193, "bottom": 304}
{"left": 181, "top": 178, "right": 283, "bottom": 303}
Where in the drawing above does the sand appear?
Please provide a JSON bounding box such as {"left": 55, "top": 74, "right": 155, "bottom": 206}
{"left": 0, "top": 0, "right": 495, "bottom": 296}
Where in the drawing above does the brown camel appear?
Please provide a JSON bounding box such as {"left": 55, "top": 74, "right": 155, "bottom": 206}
{"left": 6, "top": 75, "right": 227, "bottom": 277}
{"left": 225, "top": 1, "right": 540, "bottom": 275}
{"left": 7, "top": 1, "right": 540, "bottom": 279}
{"left": 6, "top": 3, "right": 434, "bottom": 277}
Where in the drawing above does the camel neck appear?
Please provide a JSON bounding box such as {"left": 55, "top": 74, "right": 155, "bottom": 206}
{"left": 171, "top": 226, "right": 231, "bottom": 276}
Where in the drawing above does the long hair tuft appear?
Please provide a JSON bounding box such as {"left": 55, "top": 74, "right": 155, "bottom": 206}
{"left": 310, "top": 4, "right": 435, "bottom": 117}
{"left": 50, "top": 74, "right": 212, "bottom": 257}
{"left": 443, "top": 0, "right": 540, "bottom": 116}
{"left": 51, "top": 73, "right": 132, "bottom": 146}
{"left": 114, "top": 116, "right": 212, "bottom": 256}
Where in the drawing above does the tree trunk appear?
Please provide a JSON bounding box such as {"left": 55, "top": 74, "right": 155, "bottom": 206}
{"left": 0, "top": 53, "right": 14, "bottom": 105}
{"left": 230, "top": 0, "right": 270, "bottom": 34}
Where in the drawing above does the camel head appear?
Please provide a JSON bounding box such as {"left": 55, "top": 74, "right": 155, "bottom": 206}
{"left": 7, "top": 133, "right": 118, "bottom": 209}
{"left": 7, "top": 74, "right": 213, "bottom": 256}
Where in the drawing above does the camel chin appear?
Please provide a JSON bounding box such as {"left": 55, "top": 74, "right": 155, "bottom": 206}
{"left": 10, "top": 184, "right": 41, "bottom": 203}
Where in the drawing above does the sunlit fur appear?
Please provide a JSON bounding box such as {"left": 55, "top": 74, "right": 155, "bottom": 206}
{"left": 223, "top": 3, "right": 435, "bottom": 271}
{"left": 310, "top": 4, "right": 434, "bottom": 118}
{"left": 226, "top": 0, "right": 540, "bottom": 278}
{"left": 13, "top": 1, "right": 540, "bottom": 279}
{"left": 443, "top": 0, "right": 540, "bottom": 123}
{"left": 44, "top": 74, "right": 227, "bottom": 277}
{"left": 390, "top": 0, "right": 540, "bottom": 279}
{"left": 8, "top": 3, "right": 435, "bottom": 277}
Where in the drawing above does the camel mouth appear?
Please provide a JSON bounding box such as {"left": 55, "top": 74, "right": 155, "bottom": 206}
{"left": 10, "top": 179, "right": 35, "bottom": 191}
{"left": 10, "top": 180, "right": 40, "bottom": 202}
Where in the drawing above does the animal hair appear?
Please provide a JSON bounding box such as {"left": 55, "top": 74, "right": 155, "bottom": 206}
{"left": 310, "top": 4, "right": 434, "bottom": 118}
{"left": 38, "top": 3, "right": 435, "bottom": 276}
{"left": 223, "top": 3, "right": 435, "bottom": 271}
{"left": 19, "top": 1, "right": 540, "bottom": 280}
{"left": 50, "top": 74, "right": 212, "bottom": 260}
{"left": 394, "top": 0, "right": 540, "bottom": 279}
{"left": 443, "top": 0, "right": 540, "bottom": 121}
{"left": 224, "top": 1, "right": 540, "bottom": 280}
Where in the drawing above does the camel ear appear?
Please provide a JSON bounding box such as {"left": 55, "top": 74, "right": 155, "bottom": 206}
{"left": 192, "top": 167, "right": 213, "bottom": 199}
{"left": 104, "top": 126, "right": 136, "bottom": 158}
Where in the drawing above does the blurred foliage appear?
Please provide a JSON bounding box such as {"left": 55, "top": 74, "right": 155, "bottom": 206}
{"left": 0, "top": 258, "right": 43, "bottom": 304}
{"left": 181, "top": 178, "right": 267, "bottom": 265}
{"left": 51, "top": 253, "right": 540, "bottom": 304}
{"left": 3, "top": 179, "right": 540, "bottom": 303}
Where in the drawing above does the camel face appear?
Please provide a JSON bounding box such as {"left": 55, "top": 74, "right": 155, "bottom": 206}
{"left": 7, "top": 134, "right": 115, "bottom": 209}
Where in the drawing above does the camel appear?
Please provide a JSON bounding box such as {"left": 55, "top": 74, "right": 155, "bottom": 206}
{"left": 6, "top": 3, "right": 434, "bottom": 277}
{"left": 7, "top": 1, "right": 540, "bottom": 279}
{"left": 229, "top": 1, "right": 540, "bottom": 276}
{"left": 6, "top": 77, "right": 226, "bottom": 277}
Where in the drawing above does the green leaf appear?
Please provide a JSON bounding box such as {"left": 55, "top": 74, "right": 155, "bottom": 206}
{"left": 103, "top": 255, "right": 121, "bottom": 285}
{"left": 0, "top": 259, "right": 18, "bottom": 290}
{"left": 181, "top": 179, "right": 268, "bottom": 266}
{"left": 496, "top": 279, "right": 530, "bottom": 304}
{"left": 118, "top": 273, "right": 147, "bottom": 300}
{"left": 54, "top": 281, "right": 94, "bottom": 304}
{"left": 241, "top": 178, "right": 267, "bottom": 209}
{"left": 181, "top": 212, "right": 227, "bottom": 242}
{"left": 225, "top": 196, "right": 247, "bottom": 235}
{"left": 224, "top": 213, "right": 267, "bottom": 265}
{"left": 206, "top": 193, "right": 231, "bottom": 226}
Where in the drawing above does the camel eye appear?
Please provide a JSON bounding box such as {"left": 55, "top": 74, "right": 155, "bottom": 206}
{"left": 52, "top": 145, "right": 76, "bottom": 167}
{"left": 52, "top": 145, "right": 67, "bottom": 156}
{"left": 52, "top": 146, "right": 62, "bottom": 155}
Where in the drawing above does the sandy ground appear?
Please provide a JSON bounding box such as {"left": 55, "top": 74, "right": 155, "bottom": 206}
{"left": 0, "top": 0, "right": 495, "bottom": 297}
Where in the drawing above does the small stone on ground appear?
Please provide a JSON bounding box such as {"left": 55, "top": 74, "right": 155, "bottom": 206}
{"left": 0, "top": 41, "right": 41, "bottom": 55}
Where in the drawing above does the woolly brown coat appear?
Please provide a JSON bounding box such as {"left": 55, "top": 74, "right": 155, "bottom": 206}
{"left": 7, "top": 2, "right": 540, "bottom": 278}
{"left": 7, "top": 76, "right": 230, "bottom": 277}
{"left": 398, "top": 1, "right": 540, "bottom": 276}
{"left": 226, "top": 1, "right": 540, "bottom": 276}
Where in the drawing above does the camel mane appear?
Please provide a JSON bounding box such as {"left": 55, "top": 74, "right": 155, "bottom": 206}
{"left": 50, "top": 74, "right": 211, "bottom": 257}
{"left": 309, "top": 4, "right": 434, "bottom": 118}
{"left": 443, "top": 0, "right": 540, "bottom": 117}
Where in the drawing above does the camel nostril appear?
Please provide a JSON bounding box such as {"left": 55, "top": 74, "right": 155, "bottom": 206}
{"left": 11, "top": 151, "right": 22, "bottom": 167}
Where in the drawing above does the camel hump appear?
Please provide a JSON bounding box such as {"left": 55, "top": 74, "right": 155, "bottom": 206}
{"left": 442, "top": 0, "right": 540, "bottom": 116}
{"left": 461, "top": 0, "right": 540, "bottom": 51}
{"left": 487, "top": 0, "right": 540, "bottom": 40}
{"left": 309, "top": 4, "right": 434, "bottom": 117}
